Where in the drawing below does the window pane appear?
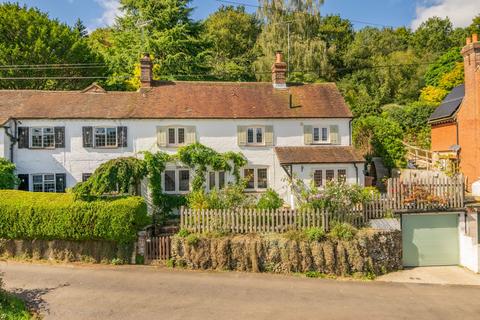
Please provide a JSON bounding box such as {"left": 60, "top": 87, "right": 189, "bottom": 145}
{"left": 44, "top": 174, "right": 55, "bottom": 193}
{"left": 82, "top": 173, "right": 92, "bottom": 182}
{"left": 322, "top": 128, "right": 328, "bottom": 142}
{"left": 178, "top": 128, "right": 185, "bottom": 144}
{"left": 247, "top": 128, "right": 254, "bottom": 144}
{"left": 218, "top": 171, "right": 225, "bottom": 189}
{"left": 43, "top": 132, "right": 54, "bottom": 148}
{"left": 106, "top": 128, "right": 117, "bottom": 147}
{"left": 44, "top": 174, "right": 55, "bottom": 181}
{"left": 164, "top": 170, "right": 176, "bottom": 192}
{"left": 168, "top": 128, "right": 176, "bottom": 144}
{"left": 33, "top": 184, "right": 43, "bottom": 192}
{"left": 31, "top": 135, "right": 43, "bottom": 148}
{"left": 95, "top": 128, "right": 106, "bottom": 147}
{"left": 209, "top": 172, "right": 216, "bottom": 190}
{"left": 32, "top": 175, "right": 43, "bottom": 184}
{"left": 256, "top": 128, "right": 263, "bottom": 144}
{"left": 326, "top": 170, "right": 335, "bottom": 182}
{"left": 257, "top": 168, "right": 268, "bottom": 189}
{"left": 244, "top": 169, "right": 254, "bottom": 189}
{"left": 313, "top": 170, "right": 323, "bottom": 187}
{"left": 313, "top": 128, "right": 320, "bottom": 142}
{"left": 338, "top": 169, "right": 347, "bottom": 183}
{"left": 179, "top": 170, "right": 190, "bottom": 192}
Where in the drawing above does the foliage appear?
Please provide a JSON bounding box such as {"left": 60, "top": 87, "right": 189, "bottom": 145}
{"left": 0, "top": 158, "right": 18, "bottom": 190}
{"left": 186, "top": 234, "right": 200, "bottom": 246}
{"left": 412, "top": 17, "right": 454, "bottom": 55}
{"left": 186, "top": 181, "right": 254, "bottom": 210}
{"left": 0, "top": 190, "right": 150, "bottom": 244}
{"left": 203, "top": 5, "right": 260, "bottom": 81}
{"left": 0, "top": 289, "right": 31, "bottom": 320}
{"left": 0, "top": 3, "right": 103, "bottom": 90}
{"left": 419, "top": 86, "right": 449, "bottom": 105}
{"left": 424, "top": 47, "right": 463, "bottom": 87}
{"left": 256, "top": 188, "right": 284, "bottom": 210}
{"left": 177, "top": 228, "right": 191, "bottom": 238}
{"left": 304, "top": 227, "right": 325, "bottom": 242}
{"left": 353, "top": 116, "right": 406, "bottom": 169}
{"left": 328, "top": 222, "right": 357, "bottom": 240}
{"left": 73, "top": 157, "right": 147, "bottom": 200}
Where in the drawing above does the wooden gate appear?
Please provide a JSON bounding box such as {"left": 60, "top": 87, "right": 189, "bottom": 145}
{"left": 145, "top": 235, "right": 172, "bottom": 261}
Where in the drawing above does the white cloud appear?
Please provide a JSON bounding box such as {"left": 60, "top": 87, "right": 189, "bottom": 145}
{"left": 93, "top": 0, "right": 122, "bottom": 28}
{"left": 412, "top": 0, "right": 480, "bottom": 30}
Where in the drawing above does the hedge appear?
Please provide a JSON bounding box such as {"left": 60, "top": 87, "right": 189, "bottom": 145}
{"left": 0, "top": 191, "right": 150, "bottom": 244}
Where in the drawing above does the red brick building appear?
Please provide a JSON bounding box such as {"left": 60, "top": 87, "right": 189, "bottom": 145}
{"left": 429, "top": 34, "right": 480, "bottom": 188}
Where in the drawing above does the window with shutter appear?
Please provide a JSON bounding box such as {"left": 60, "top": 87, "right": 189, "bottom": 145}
{"left": 82, "top": 127, "right": 94, "bottom": 148}
{"left": 312, "top": 126, "right": 330, "bottom": 144}
{"left": 157, "top": 126, "right": 167, "bottom": 147}
{"left": 17, "top": 127, "right": 29, "bottom": 149}
{"left": 330, "top": 125, "right": 340, "bottom": 144}
{"left": 17, "top": 174, "right": 29, "bottom": 191}
{"left": 54, "top": 127, "right": 65, "bottom": 148}
{"left": 117, "top": 126, "right": 128, "bottom": 147}
{"left": 303, "top": 125, "right": 313, "bottom": 145}
{"left": 237, "top": 126, "right": 247, "bottom": 146}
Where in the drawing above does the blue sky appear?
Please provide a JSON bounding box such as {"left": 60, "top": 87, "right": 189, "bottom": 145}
{"left": 0, "top": 0, "right": 478, "bottom": 31}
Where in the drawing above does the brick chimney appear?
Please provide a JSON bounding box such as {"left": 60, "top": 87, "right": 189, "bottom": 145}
{"left": 461, "top": 34, "right": 480, "bottom": 99}
{"left": 140, "top": 53, "right": 153, "bottom": 88}
{"left": 272, "top": 51, "right": 287, "bottom": 89}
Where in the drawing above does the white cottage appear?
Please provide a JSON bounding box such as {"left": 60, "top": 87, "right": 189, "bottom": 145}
{"left": 0, "top": 52, "right": 364, "bottom": 205}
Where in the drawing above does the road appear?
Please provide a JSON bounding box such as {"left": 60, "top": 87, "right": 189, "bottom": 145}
{"left": 2, "top": 261, "right": 480, "bottom": 320}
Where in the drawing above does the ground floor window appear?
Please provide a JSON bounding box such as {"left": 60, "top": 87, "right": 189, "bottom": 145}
{"left": 243, "top": 167, "right": 268, "bottom": 191}
{"left": 30, "top": 173, "right": 66, "bottom": 193}
{"left": 164, "top": 169, "right": 190, "bottom": 194}
{"left": 82, "top": 173, "right": 92, "bottom": 182}
{"left": 208, "top": 171, "right": 226, "bottom": 190}
{"left": 313, "top": 169, "right": 348, "bottom": 187}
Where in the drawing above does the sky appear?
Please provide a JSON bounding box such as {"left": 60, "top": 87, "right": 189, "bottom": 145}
{"left": 0, "top": 0, "right": 479, "bottom": 31}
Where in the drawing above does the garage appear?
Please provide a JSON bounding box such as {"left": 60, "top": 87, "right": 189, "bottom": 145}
{"left": 402, "top": 213, "right": 459, "bottom": 267}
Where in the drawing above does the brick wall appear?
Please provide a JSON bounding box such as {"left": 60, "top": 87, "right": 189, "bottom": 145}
{"left": 431, "top": 122, "right": 457, "bottom": 152}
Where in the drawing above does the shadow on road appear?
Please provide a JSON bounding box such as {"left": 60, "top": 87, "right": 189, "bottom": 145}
{"left": 12, "top": 283, "right": 70, "bottom": 314}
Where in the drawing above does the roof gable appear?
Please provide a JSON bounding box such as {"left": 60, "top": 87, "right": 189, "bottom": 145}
{"left": 428, "top": 84, "right": 464, "bottom": 123}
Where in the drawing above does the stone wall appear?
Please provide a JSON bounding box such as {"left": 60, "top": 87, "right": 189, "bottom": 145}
{"left": 171, "top": 230, "right": 402, "bottom": 276}
{"left": 0, "top": 239, "right": 133, "bottom": 263}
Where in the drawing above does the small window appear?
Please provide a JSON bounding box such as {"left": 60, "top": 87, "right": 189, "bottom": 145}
{"left": 30, "top": 127, "right": 55, "bottom": 149}
{"left": 218, "top": 171, "right": 225, "bottom": 189}
{"left": 164, "top": 170, "right": 176, "bottom": 192}
{"left": 94, "top": 127, "right": 117, "bottom": 148}
{"left": 167, "top": 127, "right": 186, "bottom": 146}
{"left": 326, "top": 170, "right": 335, "bottom": 182}
{"left": 313, "top": 127, "right": 329, "bottom": 143}
{"left": 209, "top": 172, "right": 216, "bottom": 190}
{"left": 338, "top": 169, "right": 347, "bottom": 183}
{"left": 244, "top": 168, "right": 268, "bottom": 190}
{"left": 313, "top": 170, "right": 323, "bottom": 187}
{"left": 32, "top": 174, "right": 56, "bottom": 193}
{"left": 246, "top": 127, "right": 264, "bottom": 145}
{"left": 179, "top": 170, "right": 190, "bottom": 192}
{"left": 208, "top": 171, "right": 227, "bottom": 190}
{"left": 82, "top": 173, "right": 92, "bottom": 182}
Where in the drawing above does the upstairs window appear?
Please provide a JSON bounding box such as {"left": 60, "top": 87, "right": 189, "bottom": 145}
{"left": 168, "top": 127, "right": 186, "bottom": 146}
{"left": 247, "top": 127, "right": 264, "bottom": 145}
{"left": 313, "top": 127, "right": 329, "bottom": 144}
{"left": 29, "top": 127, "right": 57, "bottom": 149}
{"left": 82, "top": 126, "right": 127, "bottom": 149}
{"left": 94, "top": 127, "right": 117, "bottom": 148}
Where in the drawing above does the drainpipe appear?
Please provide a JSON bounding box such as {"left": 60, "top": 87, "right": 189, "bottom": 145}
{"left": 353, "top": 163, "right": 359, "bottom": 184}
{"left": 3, "top": 119, "right": 18, "bottom": 162}
{"left": 349, "top": 119, "right": 353, "bottom": 146}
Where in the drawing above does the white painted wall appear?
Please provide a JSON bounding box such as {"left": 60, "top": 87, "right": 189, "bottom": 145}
{"left": 12, "top": 118, "right": 361, "bottom": 203}
{"left": 0, "top": 121, "right": 11, "bottom": 161}
{"left": 459, "top": 213, "right": 480, "bottom": 273}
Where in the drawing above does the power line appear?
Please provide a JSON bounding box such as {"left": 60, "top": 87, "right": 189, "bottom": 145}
{"left": 0, "top": 65, "right": 108, "bottom": 71}
{"left": 0, "top": 76, "right": 111, "bottom": 80}
{"left": 0, "top": 63, "right": 105, "bottom": 68}
{"left": 215, "top": 0, "right": 392, "bottom": 28}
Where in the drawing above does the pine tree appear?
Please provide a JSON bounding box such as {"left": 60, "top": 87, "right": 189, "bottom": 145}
{"left": 74, "top": 18, "right": 88, "bottom": 38}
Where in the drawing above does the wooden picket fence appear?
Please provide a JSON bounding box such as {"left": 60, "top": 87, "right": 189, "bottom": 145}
{"left": 145, "top": 235, "right": 171, "bottom": 261}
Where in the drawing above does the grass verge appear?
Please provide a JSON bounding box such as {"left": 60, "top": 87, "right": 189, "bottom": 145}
{"left": 0, "top": 290, "right": 31, "bottom": 320}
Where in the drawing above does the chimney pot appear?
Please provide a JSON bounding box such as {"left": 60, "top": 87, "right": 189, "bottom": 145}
{"left": 473, "top": 34, "right": 479, "bottom": 43}
{"left": 272, "top": 50, "right": 287, "bottom": 89}
{"left": 140, "top": 53, "right": 153, "bottom": 88}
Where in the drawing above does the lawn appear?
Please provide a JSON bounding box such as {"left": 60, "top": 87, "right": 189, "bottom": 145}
{"left": 0, "top": 290, "right": 31, "bottom": 320}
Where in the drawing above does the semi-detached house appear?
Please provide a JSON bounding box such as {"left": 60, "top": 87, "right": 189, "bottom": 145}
{"left": 0, "top": 52, "right": 365, "bottom": 206}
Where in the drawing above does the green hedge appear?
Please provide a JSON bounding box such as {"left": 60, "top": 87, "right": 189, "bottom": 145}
{"left": 0, "top": 191, "right": 150, "bottom": 244}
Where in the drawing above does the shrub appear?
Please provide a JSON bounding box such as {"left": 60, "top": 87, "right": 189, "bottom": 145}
{"left": 0, "top": 290, "right": 31, "bottom": 320}
{"left": 328, "top": 222, "right": 358, "bottom": 241}
{"left": 177, "top": 228, "right": 190, "bottom": 238}
{"left": 186, "top": 234, "right": 200, "bottom": 246}
{"left": 0, "top": 190, "right": 150, "bottom": 244}
{"left": 283, "top": 230, "right": 307, "bottom": 242}
{"left": 0, "top": 158, "right": 18, "bottom": 190}
{"left": 256, "top": 188, "right": 283, "bottom": 210}
{"left": 186, "top": 182, "right": 254, "bottom": 209}
{"left": 305, "top": 228, "right": 325, "bottom": 242}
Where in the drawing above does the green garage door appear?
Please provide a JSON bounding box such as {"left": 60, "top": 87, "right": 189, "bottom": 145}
{"left": 402, "top": 214, "right": 459, "bottom": 267}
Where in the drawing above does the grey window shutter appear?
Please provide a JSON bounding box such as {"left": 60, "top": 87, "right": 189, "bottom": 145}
{"left": 17, "top": 174, "right": 29, "bottom": 191}
{"left": 55, "top": 173, "right": 66, "bottom": 193}
{"left": 18, "top": 127, "right": 29, "bottom": 149}
{"left": 157, "top": 126, "right": 167, "bottom": 147}
{"left": 303, "top": 125, "right": 313, "bottom": 145}
{"left": 237, "top": 126, "right": 247, "bottom": 146}
{"left": 186, "top": 126, "right": 196, "bottom": 144}
{"left": 265, "top": 125, "right": 274, "bottom": 146}
{"left": 330, "top": 125, "right": 340, "bottom": 144}
{"left": 54, "top": 127, "right": 65, "bottom": 148}
{"left": 117, "top": 126, "right": 128, "bottom": 147}
{"left": 82, "top": 127, "right": 93, "bottom": 148}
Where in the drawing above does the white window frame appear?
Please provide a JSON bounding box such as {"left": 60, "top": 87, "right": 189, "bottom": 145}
{"left": 207, "top": 171, "right": 226, "bottom": 191}
{"left": 32, "top": 174, "right": 56, "bottom": 193}
{"left": 311, "top": 167, "right": 348, "bottom": 187}
{"left": 163, "top": 168, "right": 191, "bottom": 194}
{"left": 246, "top": 126, "right": 265, "bottom": 146}
{"left": 243, "top": 167, "right": 268, "bottom": 191}
{"left": 94, "top": 127, "right": 118, "bottom": 148}
{"left": 167, "top": 127, "right": 186, "bottom": 147}
{"left": 312, "top": 126, "right": 330, "bottom": 144}
{"left": 30, "top": 127, "right": 55, "bottom": 149}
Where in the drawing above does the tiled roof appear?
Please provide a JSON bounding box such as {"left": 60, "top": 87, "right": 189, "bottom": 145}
{"left": 0, "top": 81, "right": 352, "bottom": 125}
{"left": 274, "top": 146, "right": 365, "bottom": 164}
{"left": 428, "top": 84, "right": 464, "bottom": 122}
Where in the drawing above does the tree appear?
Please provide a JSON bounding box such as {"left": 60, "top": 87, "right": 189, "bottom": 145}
{"left": 0, "top": 158, "right": 18, "bottom": 189}
{"left": 74, "top": 18, "right": 88, "bottom": 38}
{"left": 0, "top": 3, "right": 104, "bottom": 90}
{"left": 203, "top": 6, "right": 260, "bottom": 81}
{"left": 412, "top": 17, "right": 454, "bottom": 55}
{"left": 96, "top": 0, "right": 212, "bottom": 89}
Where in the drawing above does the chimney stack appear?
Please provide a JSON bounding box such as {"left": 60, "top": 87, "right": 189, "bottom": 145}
{"left": 272, "top": 51, "right": 287, "bottom": 89}
{"left": 473, "top": 34, "right": 479, "bottom": 43}
{"left": 140, "top": 53, "right": 153, "bottom": 88}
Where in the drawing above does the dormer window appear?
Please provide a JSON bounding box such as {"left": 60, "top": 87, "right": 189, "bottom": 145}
{"left": 168, "top": 127, "right": 186, "bottom": 146}
{"left": 313, "top": 127, "right": 329, "bottom": 144}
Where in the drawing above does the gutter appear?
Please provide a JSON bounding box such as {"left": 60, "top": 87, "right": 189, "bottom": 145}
{"left": 349, "top": 119, "right": 353, "bottom": 146}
